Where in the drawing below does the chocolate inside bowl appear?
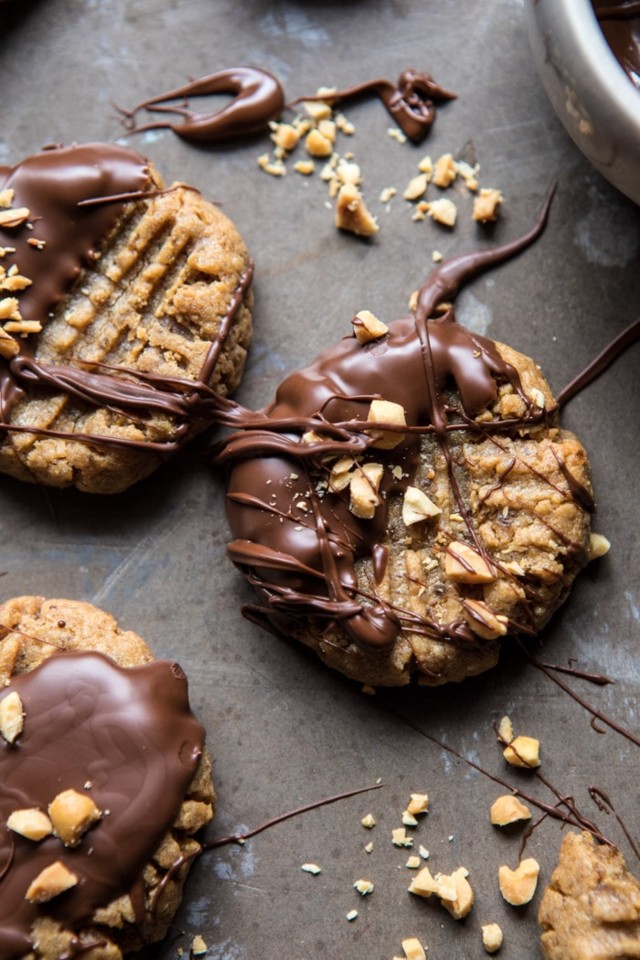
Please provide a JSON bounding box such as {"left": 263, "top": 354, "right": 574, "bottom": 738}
{"left": 526, "top": 0, "right": 640, "bottom": 205}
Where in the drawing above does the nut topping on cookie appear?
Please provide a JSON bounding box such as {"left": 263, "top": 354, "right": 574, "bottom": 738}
{"left": 25, "top": 861, "right": 79, "bottom": 903}
{"left": 48, "top": 789, "right": 102, "bottom": 847}
{"left": 0, "top": 690, "right": 24, "bottom": 743}
{"left": 6, "top": 808, "right": 53, "bottom": 842}
{"left": 445, "top": 542, "right": 496, "bottom": 584}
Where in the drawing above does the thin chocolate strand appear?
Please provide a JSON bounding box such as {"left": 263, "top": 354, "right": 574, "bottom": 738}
{"left": 589, "top": 786, "right": 640, "bottom": 861}
{"left": 519, "top": 640, "right": 640, "bottom": 748}
{"left": 557, "top": 317, "right": 640, "bottom": 407}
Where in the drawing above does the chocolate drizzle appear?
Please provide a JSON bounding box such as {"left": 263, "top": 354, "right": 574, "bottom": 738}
{"left": 219, "top": 186, "right": 593, "bottom": 662}
{"left": 290, "top": 68, "right": 456, "bottom": 142}
{"left": 557, "top": 316, "right": 640, "bottom": 407}
{"left": 0, "top": 142, "right": 254, "bottom": 454}
{"left": 117, "top": 67, "right": 285, "bottom": 142}
{"left": 0, "top": 651, "right": 204, "bottom": 960}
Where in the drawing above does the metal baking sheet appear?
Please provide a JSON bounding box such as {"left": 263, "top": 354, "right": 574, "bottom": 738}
{"left": 1, "top": 1, "right": 640, "bottom": 957}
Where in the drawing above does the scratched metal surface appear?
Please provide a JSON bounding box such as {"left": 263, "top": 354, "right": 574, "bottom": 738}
{"left": 1, "top": 1, "right": 640, "bottom": 958}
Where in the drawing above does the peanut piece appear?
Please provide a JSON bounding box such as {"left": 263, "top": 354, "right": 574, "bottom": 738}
{"left": 352, "top": 309, "right": 388, "bottom": 344}
{"left": 403, "top": 173, "right": 429, "bottom": 201}
{"left": 293, "top": 160, "right": 315, "bottom": 176}
{"left": 589, "top": 533, "right": 610, "bottom": 560}
{"left": 353, "top": 878, "right": 374, "bottom": 895}
{"left": 329, "top": 456, "right": 358, "bottom": 492}
{"left": 481, "top": 922, "right": 503, "bottom": 953}
{"left": 392, "top": 827, "right": 413, "bottom": 848}
{"left": 490, "top": 794, "right": 532, "bottom": 826}
{"left": 0, "top": 297, "right": 21, "bottom": 322}
{"left": 402, "top": 487, "right": 441, "bottom": 525}
{"left": 473, "top": 189, "right": 503, "bottom": 223}
{"left": 445, "top": 541, "right": 496, "bottom": 583}
{"left": 427, "top": 197, "right": 457, "bottom": 227}
{"left": 497, "top": 715, "right": 513, "bottom": 744}
{"left": 301, "top": 863, "right": 321, "bottom": 874}
{"left": 0, "top": 691, "right": 24, "bottom": 743}
{"left": 441, "top": 867, "right": 474, "bottom": 919}
{"left": 408, "top": 865, "right": 437, "bottom": 896}
{"left": 349, "top": 463, "right": 383, "bottom": 519}
{"left": 406, "top": 793, "right": 430, "bottom": 816}
{"left": 270, "top": 122, "right": 300, "bottom": 152}
{"left": 462, "top": 598, "right": 508, "bottom": 640}
{"left": 503, "top": 735, "right": 540, "bottom": 768}
{"left": 402, "top": 938, "right": 426, "bottom": 960}
{"left": 366, "top": 399, "right": 406, "bottom": 449}
{"left": 335, "top": 183, "right": 379, "bottom": 237}
{"left": 302, "top": 99, "right": 333, "bottom": 121}
{"left": 7, "top": 808, "right": 53, "bottom": 841}
{"left": 361, "top": 813, "right": 376, "bottom": 829}
{"left": 0, "top": 329, "right": 19, "bottom": 359}
{"left": 305, "top": 128, "right": 333, "bottom": 158}
{"left": 26, "top": 861, "right": 78, "bottom": 902}
{"left": 433, "top": 153, "right": 457, "bottom": 188}
{"left": 192, "top": 935, "right": 208, "bottom": 956}
{"left": 0, "top": 188, "right": 15, "bottom": 208}
{"left": 498, "top": 858, "right": 540, "bottom": 906}
{"left": 48, "top": 788, "right": 102, "bottom": 847}
{"left": 0, "top": 207, "right": 30, "bottom": 228}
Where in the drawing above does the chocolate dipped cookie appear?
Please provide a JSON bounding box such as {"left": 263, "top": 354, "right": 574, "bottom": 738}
{"left": 220, "top": 192, "right": 594, "bottom": 687}
{"left": 0, "top": 596, "right": 215, "bottom": 959}
{"left": 0, "top": 142, "right": 253, "bottom": 493}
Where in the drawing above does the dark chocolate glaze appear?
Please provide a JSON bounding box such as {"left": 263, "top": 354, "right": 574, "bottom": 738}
{"left": 0, "top": 142, "right": 253, "bottom": 452}
{"left": 219, "top": 187, "right": 590, "bottom": 659}
{"left": 0, "top": 652, "right": 204, "bottom": 959}
{"left": 117, "top": 67, "right": 285, "bottom": 143}
{"left": 593, "top": 0, "right": 640, "bottom": 88}
{"left": 291, "top": 68, "right": 456, "bottom": 143}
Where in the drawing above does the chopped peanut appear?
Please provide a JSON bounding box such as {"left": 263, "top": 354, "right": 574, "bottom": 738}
{"left": 589, "top": 533, "right": 610, "bottom": 560}
{"left": 48, "top": 789, "right": 102, "bottom": 847}
{"left": 473, "top": 189, "right": 503, "bottom": 223}
{"left": 349, "top": 463, "right": 384, "bottom": 519}
{"left": 445, "top": 541, "right": 496, "bottom": 584}
{"left": 481, "top": 922, "right": 503, "bottom": 953}
{"left": 503, "top": 735, "right": 540, "bottom": 768}
{"left": 462, "top": 598, "right": 508, "bottom": 640}
{"left": 402, "top": 487, "right": 441, "bottom": 525}
{"left": 490, "top": 794, "right": 532, "bottom": 826}
{"left": 352, "top": 309, "right": 388, "bottom": 344}
{"left": 498, "top": 858, "right": 540, "bottom": 906}
{"left": 406, "top": 793, "right": 430, "bottom": 816}
{"left": 26, "top": 861, "right": 78, "bottom": 902}
{"left": 433, "top": 153, "right": 457, "bottom": 188}
{"left": 367, "top": 399, "right": 406, "bottom": 449}
{"left": 402, "top": 938, "right": 426, "bottom": 960}
{"left": 403, "top": 174, "right": 429, "bottom": 201}
{"left": 7, "top": 808, "right": 53, "bottom": 842}
{"left": 335, "top": 183, "right": 379, "bottom": 237}
{"left": 427, "top": 197, "right": 457, "bottom": 227}
{"left": 0, "top": 691, "right": 24, "bottom": 743}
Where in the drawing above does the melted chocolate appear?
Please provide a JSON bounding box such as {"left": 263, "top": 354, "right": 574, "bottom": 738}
{"left": 557, "top": 316, "right": 640, "bottom": 407}
{"left": 593, "top": 0, "right": 640, "bottom": 88}
{"left": 0, "top": 652, "right": 204, "bottom": 959}
{"left": 291, "top": 68, "right": 456, "bottom": 143}
{"left": 0, "top": 142, "right": 253, "bottom": 450}
{"left": 117, "top": 67, "right": 285, "bottom": 142}
{"left": 219, "top": 187, "right": 591, "bottom": 658}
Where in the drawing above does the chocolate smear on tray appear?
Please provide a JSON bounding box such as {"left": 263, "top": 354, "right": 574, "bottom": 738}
{"left": 117, "top": 67, "right": 285, "bottom": 142}
{"left": 290, "top": 68, "right": 456, "bottom": 142}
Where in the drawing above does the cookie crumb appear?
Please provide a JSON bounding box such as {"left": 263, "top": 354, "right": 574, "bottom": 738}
{"left": 392, "top": 827, "right": 414, "bottom": 848}
{"left": 388, "top": 127, "right": 407, "bottom": 144}
{"left": 426, "top": 197, "right": 457, "bottom": 227}
{"left": 380, "top": 186, "right": 397, "bottom": 203}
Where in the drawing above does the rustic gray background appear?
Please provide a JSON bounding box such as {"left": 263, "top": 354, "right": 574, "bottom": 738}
{"left": 1, "top": 1, "right": 640, "bottom": 957}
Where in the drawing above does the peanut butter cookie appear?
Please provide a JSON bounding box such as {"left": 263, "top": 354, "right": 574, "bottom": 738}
{"left": 220, "top": 192, "right": 595, "bottom": 686}
{"left": 0, "top": 596, "right": 215, "bottom": 959}
{"left": 0, "top": 142, "right": 253, "bottom": 493}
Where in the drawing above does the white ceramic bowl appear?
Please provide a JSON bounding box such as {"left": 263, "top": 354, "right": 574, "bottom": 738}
{"left": 525, "top": 0, "right": 640, "bottom": 204}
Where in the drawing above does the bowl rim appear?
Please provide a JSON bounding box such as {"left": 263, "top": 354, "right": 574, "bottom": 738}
{"left": 567, "top": 0, "right": 640, "bottom": 124}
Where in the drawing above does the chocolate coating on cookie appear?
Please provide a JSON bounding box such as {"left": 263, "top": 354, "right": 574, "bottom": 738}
{"left": 118, "top": 67, "right": 286, "bottom": 142}
{"left": 0, "top": 651, "right": 204, "bottom": 959}
{"left": 220, "top": 190, "right": 594, "bottom": 686}
{"left": 593, "top": 0, "right": 640, "bottom": 87}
